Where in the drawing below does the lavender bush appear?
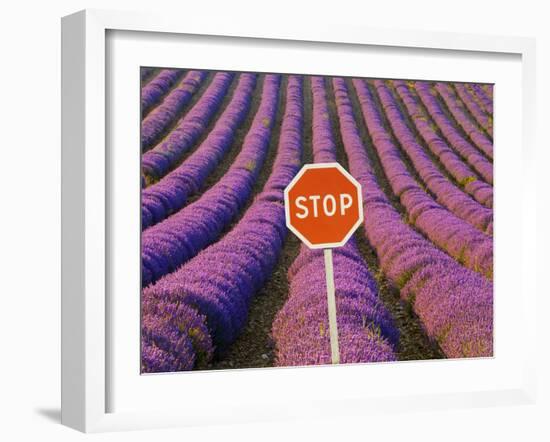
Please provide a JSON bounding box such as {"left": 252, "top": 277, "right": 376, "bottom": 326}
{"left": 141, "top": 75, "right": 281, "bottom": 287}
{"left": 141, "top": 73, "right": 257, "bottom": 229}
{"left": 142, "top": 73, "right": 234, "bottom": 181}
{"left": 353, "top": 79, "right": 493, "bottom": 277}
{"left": 142, "top": 76, "right": 303, "bottom": 370}
{"left": 141, "top": 70, "right": 208, "bottom": 151}
{"left": 373, "top": 80, "right": 492, "bottom": 233}
{"left": 141, "top": 69, "right": 184, "bottom": 116}
{"left": 333, "top": 77, "right": 492, "bottom": 358}
{"left": 415, "top": 81, "right": 493, "bottom": 184}
{"left": 469, "top": 83, "right": 494, "bottom": 115}
{"left": 435, "top": 83, "right": 494, "bottom": 159}
{"left": 392, "top": 80, "right": 493, "bottom": 208}
{"left": 454, "top": 83, "right": 493, "bottom": 136}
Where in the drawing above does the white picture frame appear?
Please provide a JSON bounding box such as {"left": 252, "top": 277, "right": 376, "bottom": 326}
{"left": 61, "top": 8, "right": 537, "bottom": 433}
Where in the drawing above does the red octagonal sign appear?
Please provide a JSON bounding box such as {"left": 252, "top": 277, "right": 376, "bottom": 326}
{"left": 284, "top": 163, "right": 364, "bottom": 249}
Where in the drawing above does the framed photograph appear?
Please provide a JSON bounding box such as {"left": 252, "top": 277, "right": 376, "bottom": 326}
{"left": 61, "top": 9, "right": 537, "bottom": 432}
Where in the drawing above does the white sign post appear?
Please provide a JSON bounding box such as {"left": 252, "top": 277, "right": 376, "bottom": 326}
{"left": 323, "top": 248, "right": 340, "bottom": 364}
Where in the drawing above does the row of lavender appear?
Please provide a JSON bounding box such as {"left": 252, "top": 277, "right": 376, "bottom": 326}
{"left": 373, "top": 80, "right": 493, "bottom": 234}
{"left": 141, "top": 70, "right": 209, "bottom": 152}
{"left": 142, "top": 72, "right": 234, "bottom": 181}
{"left": 141, "top": 69, "right": 184, "bottom": 117}
{"left": 436, "top": 83, "right": 493, "bottom": 159}
{"left": 454, "top": 83, "right": 493, "bottom": 137}
{"left": 391, "top": 81, "right": 493, "bottom": 208}
{"left": 141, "top": 74, "right": 281, "bottom": 287}
{"left": 140, "top": 67, "right": 157, "bottom": 82}
{"left": 142, "top": 73, "right": 258, "bottom": 228}
{"left": 415, "top": 82, "right": 493, "bottom": 184}
{"left": 470, "top": 83, "right": 493, "bottom": 114}
{"left": 142, "top": 75, "right": 303, "bottom": 371}
{"left": 354, "top": 80, "right": 493, "bottom": 278}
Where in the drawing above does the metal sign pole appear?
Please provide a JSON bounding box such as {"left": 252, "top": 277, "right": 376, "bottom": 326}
{"left": 323, "top": 248, "right": 340, "bottom": 364}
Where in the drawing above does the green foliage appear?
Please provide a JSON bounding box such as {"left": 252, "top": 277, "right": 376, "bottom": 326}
{"left": 461, "top": 339, "right": 489, "bottom": 358}
{"left": 437, "top": 324, "right": 452, "bottom": 345}
{"left": 396, "top": 269, "right": 414, "bottom": 289}
{"left": 459, "top": 176, "right": 477, "bottom": 187}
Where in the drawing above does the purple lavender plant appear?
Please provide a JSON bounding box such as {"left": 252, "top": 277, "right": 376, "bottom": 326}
{"left": 434, "top": 83, "right": 493, "bottom": 159}
{"left": 141, "top": 74, "right": 281, "bottom": 287}
{"left": 353, "top": 79, "right": 493, "bottom": 277}
{"left": 373, "top": 80, "right": 492, "bottom": 233}
{"left": 454, "top": 83, "right": 493, "bottom": 136}
{"left": 141, "top": 69, "right": 184, "bottom": 116}
{"left": 392, "top": 80, "right": 493, "bottom": 208}
{"left": 141, "top": 73, "right": 257, "bottom": 229}
{"left": 141, "top": 70, "right": 208, "bottom": 152}
{"left": 469, "top": 83, "right": 493, "bottom": 115}
{"left": 415, "top": 81, "right": 493, "bottom": 184}
{"left": 142, "top": 72, "right": 234, "bottom": 181}
{"left": 142, "top": 76, "right": 303, "bottom": 371}
{"left": 333, "top": 77, "right": 492, "bottom": 358}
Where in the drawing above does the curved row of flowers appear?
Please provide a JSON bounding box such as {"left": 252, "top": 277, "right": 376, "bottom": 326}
{"left": 333, "top": 77, "right": 493, "bottom": 358}
{"left": 141, "top": 73, "right": 234, "bottom": 182}
{"left": 470, "top": 83, "right": 493, "bottom": 115}
{"left": 141, "top": 76, "right": 304, "bottom": 372}
{"left": 373, "top": 80, "right": 493, "bottom": 234}
{"left": 435, "top": 83, "right": 494, "bottom": 159}
{"left": 415, "top": 81, "right": 493, "bottom": 184}
{"left": 271, "top": 76, "right": 399, "bottom": 367}
{"left": 481, "top": 84, "right": 493, "bottom": 100}
{"left": 354, "top": 79, "right": 493, "bottom": 278}
{"left": 141, "top": 69, "right": 184, "bottom": 117}
{"left": 454, "top": 83, "right": 493, "bottom": 137}
{"left": 140, "top": 67, "right": 156, "bottom": 82}
{"left": 141, "top": 70, "right": 209, "bottom": 152}
{"left": 141, "top": 74, "right": 281, "bottom": 287}
{"left": 141, "top": 73, "right": 258, "bottom": 229}
{"left": 392, "top": 80, "right": 493, "bottom": 208}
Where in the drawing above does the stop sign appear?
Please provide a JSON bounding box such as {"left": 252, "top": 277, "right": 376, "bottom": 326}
{"left": 284, "top": 163, "right": 363, "bottom": 249}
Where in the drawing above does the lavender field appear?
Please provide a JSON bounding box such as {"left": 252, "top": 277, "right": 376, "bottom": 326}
{"left": 140, "top": 68, "right": 494, "bottom": 373}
